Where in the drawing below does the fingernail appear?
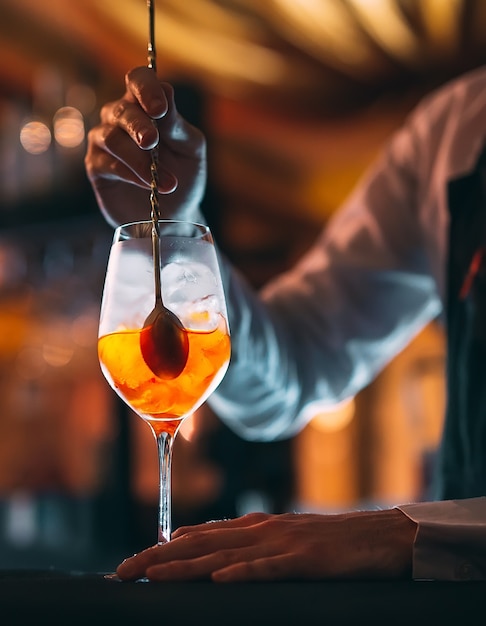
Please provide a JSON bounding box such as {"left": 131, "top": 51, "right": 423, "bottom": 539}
{"left": 212, "top": 568, "right": 233, "bottom": 583}
{"left": 137, "top": 127, "right": 158, "bottom": 149}
{"left": 150, "top": 98, "right": 167, "bottom": 118}
{"left": 159, "top": 171, "right": 177, "bottom": 193}
{"left": 116, "top": 558, "right": 137, "bottom": 579}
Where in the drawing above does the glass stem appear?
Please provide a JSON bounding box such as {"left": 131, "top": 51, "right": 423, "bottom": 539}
{"left": 156, "top": 430, "right": 174, "bottom": 545}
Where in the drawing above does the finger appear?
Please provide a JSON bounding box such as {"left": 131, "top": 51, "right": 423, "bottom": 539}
{"left": 124, "top": 66, "right": 169, "bottom": 119}
{"left": 144, "top": 552, "right": 232, "bottom": 582}
{"left": 145, "top": 545, "right": 272, "bottom": 582}
{"left": 116, "top": 544, "right": 167, "bottom": 581}
{"left": 86, "top": 136, "right": 150, "bottom": 188}
{"left": 99, "top": 73, "right": 172, "bottom": 150}
{"left": 117, "top": 526, "right": 257, "bottom": 580}
{"left": 212, "top": 554, "right": 298, "bottom": 583}
{"left": 172, "top": 512, "right": 270, "bottom": 538}
{"left": 100, "top": 100, "right": 159, "bottom": 151}
{"left": 86, "top": 126, "right": 177, "bottom": 192}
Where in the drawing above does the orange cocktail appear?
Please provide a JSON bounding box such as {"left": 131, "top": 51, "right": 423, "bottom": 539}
{"left": 98, "top": 316, "right": 230, "bottom": 436}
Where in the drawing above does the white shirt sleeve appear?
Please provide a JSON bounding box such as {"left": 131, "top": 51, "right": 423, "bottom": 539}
{"left": 209, "top": 100, "right": 442, "bottom": 441}
{"left": 397, "top": 498, "right": 486, "bottom": 580}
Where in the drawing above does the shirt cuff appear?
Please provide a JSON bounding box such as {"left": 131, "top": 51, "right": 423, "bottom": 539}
{"left": 396, "top": 497, "right": 486, "bottom": 580}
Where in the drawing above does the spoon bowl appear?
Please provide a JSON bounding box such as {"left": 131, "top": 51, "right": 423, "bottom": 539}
{"left": 140, "top": 304, "right": 189, "bottom": 379}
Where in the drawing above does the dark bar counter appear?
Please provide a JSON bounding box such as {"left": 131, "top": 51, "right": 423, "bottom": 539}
{"left": 0, "top": 569, "right": 484, "bottom": 625}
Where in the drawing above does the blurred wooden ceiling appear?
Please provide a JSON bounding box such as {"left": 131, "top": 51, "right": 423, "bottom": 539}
{"left": 3, "top": 0, "right": 486, "bottom": 115}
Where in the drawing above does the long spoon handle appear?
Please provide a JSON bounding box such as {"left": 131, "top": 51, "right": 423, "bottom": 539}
{"left": 147, "top": 0, "right": 162, "bottom": 305}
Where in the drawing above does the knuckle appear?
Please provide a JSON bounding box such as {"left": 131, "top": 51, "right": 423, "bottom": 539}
{"left": 186, "top": 532, "right": 209, "bottom": 552}
{"left": 83, "top": 151, "right": 93, "bottom": 176}
{"left": 217, "top": 548, "right": 239, "bottom": 564}
{"left": 243, "top": 511, "right": 269, "bottom": 523}
{"left": 101, "top": 124, "right": 120, "bottom": 151}
{"left": 99, "top": 100, "right": 116, "bottom": 122}
{"left": 111, "top": 100, "right": 128, "bottom": 121}
{"left": 85, "top": 127, "right": 98, "bottom": 151}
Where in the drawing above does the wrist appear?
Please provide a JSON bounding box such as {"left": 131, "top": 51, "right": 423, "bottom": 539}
{"left": 348, "top": 507, "right": 417, "bottom": 578}
{"left": 375, "top": 507, "right": 417, "bottom": 578}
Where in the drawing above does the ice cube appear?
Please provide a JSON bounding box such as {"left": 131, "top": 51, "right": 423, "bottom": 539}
{"left": 172, "top": 295, "right": 221, "bottom": 331}
{"left": 162, "top": 262, "right": 218, "bottom": 305}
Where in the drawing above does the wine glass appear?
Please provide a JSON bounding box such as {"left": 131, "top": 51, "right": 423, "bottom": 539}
{"left": 98, "top": 219, "right": 231, "bottom": 545}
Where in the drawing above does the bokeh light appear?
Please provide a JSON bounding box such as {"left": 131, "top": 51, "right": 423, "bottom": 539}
{"left": 19, "top": 121, "right": 52, "bottom": 155}
{"left": 53, "top": 106, "right": 85, "bottom": 148}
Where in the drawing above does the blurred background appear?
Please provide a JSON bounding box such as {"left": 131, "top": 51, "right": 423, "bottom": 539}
{"left": 0, "top": 0, "right": 484, "bottom": 570}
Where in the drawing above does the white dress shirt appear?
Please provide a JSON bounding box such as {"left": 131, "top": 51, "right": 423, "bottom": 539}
{"left": 211, "top": 66, "right": 486, "bottom": 440}
{"left": 207, "top": 66, "right": 486, "bottom": 579}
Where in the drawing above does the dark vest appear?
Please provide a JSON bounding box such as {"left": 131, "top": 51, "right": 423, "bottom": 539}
{"left": 435, "top": 148, "right": 486, "bottom": 499}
